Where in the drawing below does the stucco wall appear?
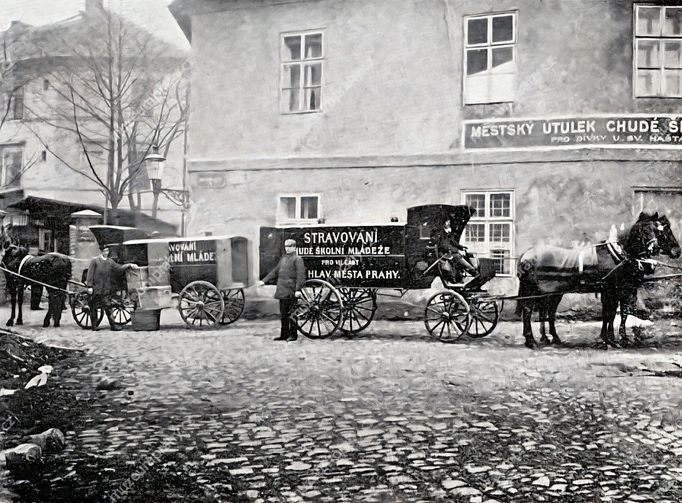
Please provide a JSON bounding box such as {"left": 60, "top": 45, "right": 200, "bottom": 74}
{"left": 190, "top": 0, "right": 460, "bottom": 159}
{"left": 188, "top": 0, "right": 682, "bottom": 161}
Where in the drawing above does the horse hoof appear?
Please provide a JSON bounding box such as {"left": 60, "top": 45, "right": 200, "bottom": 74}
{"left": 42, "top": 321, "right": 50, "bottom": 328}
{"left": 539, "top": 337, "right": 550, "bottom": 345}
{"left": 16, "top": 320, "right": 23, "bottom": 326}
{"left": 54, "top": 323, "right": 60, "bottom": 328}
{"left": 552, "top": 338, "right": 563, "bottom": 346}
{"left": 6, "top": 320, "right": 12, "bottom": 327}
{"left": 524, "top": 340, "right": 537, "bottom": 349}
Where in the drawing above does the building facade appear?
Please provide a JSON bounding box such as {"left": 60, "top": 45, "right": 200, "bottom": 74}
{"left": 170, "top": 0, "right": 682, "bottom": 303}
{"left": 0, "top": 0, "right": 187, "bottom": 254}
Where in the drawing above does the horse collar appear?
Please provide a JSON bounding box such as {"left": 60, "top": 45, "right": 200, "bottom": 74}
{"left": 605, "top": 242, "right": 625, "bottom": 263}
{"left": 18, "top": 255, "right": 32, "bottom": 276}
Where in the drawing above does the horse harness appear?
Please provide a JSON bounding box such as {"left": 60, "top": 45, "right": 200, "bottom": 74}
{"left": 17, "top": 255, "right": 32, "bottom": 277}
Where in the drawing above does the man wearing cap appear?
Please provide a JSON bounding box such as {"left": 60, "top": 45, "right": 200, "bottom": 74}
{"left": 86, "top": 245, "right": 137, "bottom": 331}
{"left": 259, "top": 239, "right": 306, "bottom": 341}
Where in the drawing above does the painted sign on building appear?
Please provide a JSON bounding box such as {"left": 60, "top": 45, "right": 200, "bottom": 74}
{"left": 463, "top": 116, "right": 682, "bottom": 150}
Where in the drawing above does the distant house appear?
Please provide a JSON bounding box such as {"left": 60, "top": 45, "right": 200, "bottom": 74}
{"left": 0, "top": 0, "right": 186, "bottom": 254}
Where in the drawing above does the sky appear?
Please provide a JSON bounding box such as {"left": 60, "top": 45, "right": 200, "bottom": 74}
{"left": 0, "top": 0, "right": 189, "bottom": 48}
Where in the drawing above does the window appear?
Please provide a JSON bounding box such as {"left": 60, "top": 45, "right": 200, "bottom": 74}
{"left": 277, "top": 195, "right": 320, "bottom": 224}
{"left": 3, "top": 86, "right": 24, "bottom": 120}
{"left": 464, "top": 13, "right": 516, "bottom": 104}
{"left": 281, "top": 31, "right": 323, "bottom": 113}
{"left": 462, "top": 191, "right": 514, "bottom": 276}
{"left": 0, "top": 146, "right": 22, "bottom": 188}
{"left": 635, "top": 5, "right": 682, "bottom": 97}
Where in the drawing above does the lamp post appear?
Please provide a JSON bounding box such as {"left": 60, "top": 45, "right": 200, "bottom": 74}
{"left": 144, "top": 145, "right": 190, "bottom": 236}
{"left": 145, "top": 144, "right": 165, "bottom": 220}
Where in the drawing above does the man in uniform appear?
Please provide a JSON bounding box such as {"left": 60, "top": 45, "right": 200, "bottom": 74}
{"left": 259, "top": 239, "right": 306, "bottom": 341}
{"left": 86, "top": 245, "right": 137, "bottom": 330}
{"left": 435, "top": 218, "right": 478, "bottom": 284}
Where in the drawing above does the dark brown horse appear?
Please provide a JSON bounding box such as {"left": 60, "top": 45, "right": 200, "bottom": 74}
{"left": 517, "top": 212, "right": 680, "bottom": 349}
{"left": 1, "top": 244, "right": 72, "bottom": 327}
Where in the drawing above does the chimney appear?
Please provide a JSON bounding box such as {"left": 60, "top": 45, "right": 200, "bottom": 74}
{"left": 84, "top": 0, "right": 104, "bottom": 13}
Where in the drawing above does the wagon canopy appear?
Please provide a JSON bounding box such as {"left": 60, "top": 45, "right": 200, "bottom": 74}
{"left": 408, "top": 204, "right": 476, "bottom": 241}
{"left": 88, "top": 225, "right": 151, "bottom": 249}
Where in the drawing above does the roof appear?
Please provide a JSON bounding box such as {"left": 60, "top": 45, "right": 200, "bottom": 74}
{"left": 1, "top": 5, "right": 186, "bottom": 69}
{"left": 7, "top": 196, "right": 177, "bottom": 235}
{"left": 168, "top": 0, "right": 239, "bottom": 42}
{"left": 71, "top": 209, "right": 102, "bottom": 217}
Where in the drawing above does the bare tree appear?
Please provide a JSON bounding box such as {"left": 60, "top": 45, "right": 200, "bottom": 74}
{"left": 23, "top": 6, "right": 187, "bottom": 224}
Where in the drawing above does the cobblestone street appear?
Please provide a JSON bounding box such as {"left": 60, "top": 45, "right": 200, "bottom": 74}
{"left": 3, "top": 307, "right": 681, "bottom": 503}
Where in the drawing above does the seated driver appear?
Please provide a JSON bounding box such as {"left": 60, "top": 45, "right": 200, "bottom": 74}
{"left": 435, "top": 218, "right": 478, "bottom": 283}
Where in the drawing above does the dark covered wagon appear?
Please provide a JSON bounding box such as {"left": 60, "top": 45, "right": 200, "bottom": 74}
{"left": 260, "top": 204, "right": 500, "bottom": 341}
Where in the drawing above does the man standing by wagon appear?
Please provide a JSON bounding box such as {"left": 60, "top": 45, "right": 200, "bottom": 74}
{"left": 86, "top": 245, "right": 137, "bottom": 331}
{"left": 259, "top": 239, "right": 306, "bottom": 341}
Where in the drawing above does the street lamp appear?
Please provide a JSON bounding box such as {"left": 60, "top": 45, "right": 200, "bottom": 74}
{"left": 145, "top": 145, "right": 166, "bottom": 189}
{"left": 144, "top": 144, "right": 190, "bottom": 235}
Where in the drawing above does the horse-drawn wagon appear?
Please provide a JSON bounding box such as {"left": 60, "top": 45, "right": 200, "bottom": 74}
{"left": 71, "top": 228, "right": 250, "bottom": 329}
{"left": 260, "top": 204, "right": 501, "bottom": 342}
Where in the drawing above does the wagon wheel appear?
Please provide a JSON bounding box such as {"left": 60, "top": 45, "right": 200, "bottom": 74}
{"left": 294, "top": 279, "right": 343, "bottom": 339}
{"left": 338, "top": 288, "right": 377, "bottom": 334}
{"left": 467, "top": 299, "right": 500, "bottom": 338}
{"left": 424, "top": 290, "right": 471, "bottom": 342}
{"left": 71, "top": 291, "right": 104, "bottom": 329}
{"left": 219, "top": 288, "right": 245, "bottom": 326}
{"left": 109, "top": 290, "right": 134, "bottom": 327}
{"left": 178, "top": 281, "right": 225, "bottom": 328}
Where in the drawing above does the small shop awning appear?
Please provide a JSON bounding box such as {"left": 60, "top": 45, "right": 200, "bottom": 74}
{"left": 8, "top": 196, "right": 177, "bottom": 235}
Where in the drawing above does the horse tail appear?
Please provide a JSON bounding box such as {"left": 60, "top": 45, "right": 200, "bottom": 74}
{"left": 516, "top": 248, "right": 537, "bottom": 315}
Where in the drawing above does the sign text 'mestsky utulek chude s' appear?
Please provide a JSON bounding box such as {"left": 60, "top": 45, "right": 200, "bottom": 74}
{"left": 463, "top": 115, "right": 682, "bottom": 150}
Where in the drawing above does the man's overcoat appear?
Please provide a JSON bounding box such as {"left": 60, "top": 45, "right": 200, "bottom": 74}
{"left": 263, "top": 253, "right": 306, "bottom": 299}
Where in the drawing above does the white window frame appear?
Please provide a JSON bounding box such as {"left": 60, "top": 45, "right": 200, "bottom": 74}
{"left": 634, "top": 4, "right": 682, "bottom": 98}
{"left": 463, "top": 12, "right": 517, "bottom": 105}
{"left": 277, "top": 194, "right": 322, "bottom": 226}
{"left": 280, "top": 30, "right": 324, "bottom": 114}
{"left": 0, "top": 145, "right": 23, "bottom": 188}
{"left": 461, "top": 190, "right": 514, "bottom": 277}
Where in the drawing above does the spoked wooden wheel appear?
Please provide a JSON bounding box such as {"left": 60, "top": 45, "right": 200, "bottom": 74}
{"left": 294, "top": 279, "right": 343, "bottom": 339}
{"left": 71, "top": 291, "right": 104, "bottom": 329}
{"left": 219, "top": 289, "right": 245, "bottom": 326}
{"left": 424, "top": 290, "right": 471, "bottom": 342}
{"left": 467, "top": 299, "right": 500, "bottom": 338}
{"left": 109, "top": 291, "right": 134, "bottom": 327}
{"left": 338, "top": 288, "right": 377, "bottom": 334}
{"left": 178, "top": 281, "right": 225, "bottom": 328}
